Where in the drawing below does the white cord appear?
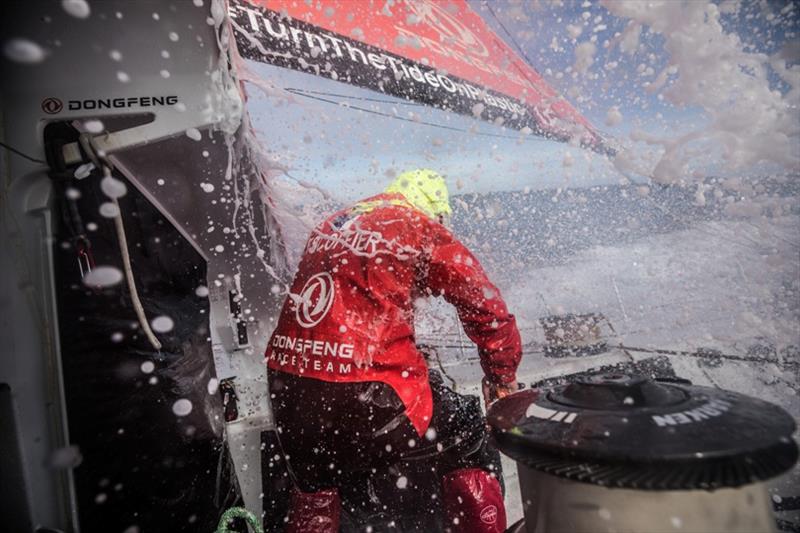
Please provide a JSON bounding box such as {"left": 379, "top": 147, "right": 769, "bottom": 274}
{"left": 78, "top": 131, "right": 163, "bottom": 351}
{"left": 112, "top": 194, "right": 162, "bottom": 351}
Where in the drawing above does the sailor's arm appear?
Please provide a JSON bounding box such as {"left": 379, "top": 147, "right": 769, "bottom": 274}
{"left": 421, "top": 224, "right": 522, "bottom": 398}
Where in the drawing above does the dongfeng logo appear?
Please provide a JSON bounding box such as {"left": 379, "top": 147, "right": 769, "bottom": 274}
{"left": 41, "top": 97, "right": 63, "bottom": 114}
{"left": 480, "top": 505, "right": 498, "bottom": 524}
{"left": 295, "top": 272, "right": 335, "bottom": 328}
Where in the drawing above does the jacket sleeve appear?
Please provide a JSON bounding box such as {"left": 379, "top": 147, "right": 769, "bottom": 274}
{"left": 421, "top": 224, "right": 522, "bottom": 385}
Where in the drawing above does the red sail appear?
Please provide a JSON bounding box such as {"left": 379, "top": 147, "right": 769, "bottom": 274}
{"left": 230, "top": 0, "right": 605, "bottom": 150}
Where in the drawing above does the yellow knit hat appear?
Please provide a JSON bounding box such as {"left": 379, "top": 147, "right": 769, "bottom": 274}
{"left": 384, "top": 169, "right": 452, "bottom": 219}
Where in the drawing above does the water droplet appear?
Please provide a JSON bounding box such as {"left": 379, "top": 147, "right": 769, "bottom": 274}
{"left": 207, "top": 378, "right": 219, "bottom": 395}
{"left": 117, "top": 71, "right": 130, "bottom": 83}
{"left": 74, "top": 162, "right": 95, "bottom": 179}
{"left": 109, "top": 49, "right": 122, "bottom": 61}
{"left": 195, "top": 285, "right": 209, "bottom": 297}
{"left": 200, "top": 182, "right": 214, "bottom": 193}
{"left": 172, "top": 398, "right": 193, "bottom": 416}
{"left": 151, "top": 315, "right": 174, "bottom": 333}
{"left": 396, "top": 476, "right": 408, "bottom": 489}
{"left": 101, "top": 176, "right": 127, "bottom": 199}
{"left": 140, "top": 361, "right": 155, "bottom": 374}
{"left": 50, "top": 445, "right": 83, "bottom": 469}
{"left": 185, "top": 128, "right": 201, "bottom": 141}
{"left": 83, "top": 266, "right": 123, "bottom": 288}
{"left": 169, "top": 32, "right": 179, "bottom": 42}
{"left": 62, "top": 0, "right": 91, "bottom": 19}
{"left": 3, "top": 38, "right": 46, "bottom": 63}
{"left": 84, "top": 119, "right": 104, "bottom": 133}
{"left": 99, "top": 202, "right": 120, "bottom": 218}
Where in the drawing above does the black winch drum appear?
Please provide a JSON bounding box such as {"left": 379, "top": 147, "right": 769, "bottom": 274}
{"left": 488, "top": 374, "right": 798, "bottom": 533}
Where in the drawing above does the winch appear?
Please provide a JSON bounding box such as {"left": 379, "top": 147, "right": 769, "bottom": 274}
{"left": 489, "top": 373, "right": 798, "bottom": 532}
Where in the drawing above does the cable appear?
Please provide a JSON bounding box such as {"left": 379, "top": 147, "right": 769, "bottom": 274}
{"left": 285, "top": 87, "right": 424, "bottom": 107}
{"left": 482, "top": 1, "right": 540, "bottom": 80}
{"left": 482, "top": 1, "right": 616, "bottom": 155}
{"left": 72, "top": 131, "right": 163, "bottom": 351}
{"left": 112, "top": 194, "right": 162, "bottom": 351}
{"left": 105, "top": 167, "right": 162, "bottom": 351}
{"left": 617, "top": 343, "right": 797, "bottom": 370}
{"left": 453, "top": 308, "right": 467, "bottom": 365}
{"left": 284, "top": 87, "right": 551, "bottom": 143}
{"left": 0, "top": 140, "right": 46, "bottom": 164}
{"left": 428, "top": 344, "right": 459, "bottom": 390}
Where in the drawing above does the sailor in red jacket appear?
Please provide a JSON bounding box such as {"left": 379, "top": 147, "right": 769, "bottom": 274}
{"left": 265, "top": 169, "right": 522, "bottom": 532}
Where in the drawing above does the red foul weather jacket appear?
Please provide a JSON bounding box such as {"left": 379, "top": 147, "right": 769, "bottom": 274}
{"left": 265, "top": 193, "right": 522, "bottom": 436}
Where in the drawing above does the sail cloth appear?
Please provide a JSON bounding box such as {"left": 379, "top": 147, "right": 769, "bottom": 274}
{"left": 229, "top": 0, "right": 607, "bottom": 151}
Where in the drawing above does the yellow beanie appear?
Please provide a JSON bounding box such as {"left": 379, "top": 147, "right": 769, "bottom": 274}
{"left": 384, "top": 169, "right": 452, "bottom": 219}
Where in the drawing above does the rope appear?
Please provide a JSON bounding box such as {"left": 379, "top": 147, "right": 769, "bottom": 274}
{"left": 617, "top": 343, "right": 797, "bottom": 370}
{"left": 0, "top": 140, "right": 46, "bottom": 164}
{"left": 76, "top": 131, "right": 163, "bottom": 351}
{"left": 214, "top": 507, "right": 263, "bottom": 533}
{"left": 600, "top": 315, "right": 636, "bottom": 363}
{"left": 284, "top": 87, "right": 424, "bottom": 106}
{"left": 454, "top": 308, "right": 467, "bottom": 366}
{"left": 283, "top": 87, "right": 552, "bottom": 143}
{"left": 111, "top": 190, "right": 162, "bottom": 351}
{"left": 432, "top": 345, "right": 458, "bottom": 390}
{"left": 482, "top": 1, "right": 540, "bottom": 80}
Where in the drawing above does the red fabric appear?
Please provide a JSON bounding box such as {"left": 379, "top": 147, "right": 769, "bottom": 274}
{"left": 285, "top": 488, "right": 340, "bottom": 533}
{"left": 442, "top": 468, "right": 507, "bottom": 533}
{"left": 265, "top": 193, "right": 521, "bottom": 435}
{"left": 239, "top": 0, "right": 599, "bottom": 145}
